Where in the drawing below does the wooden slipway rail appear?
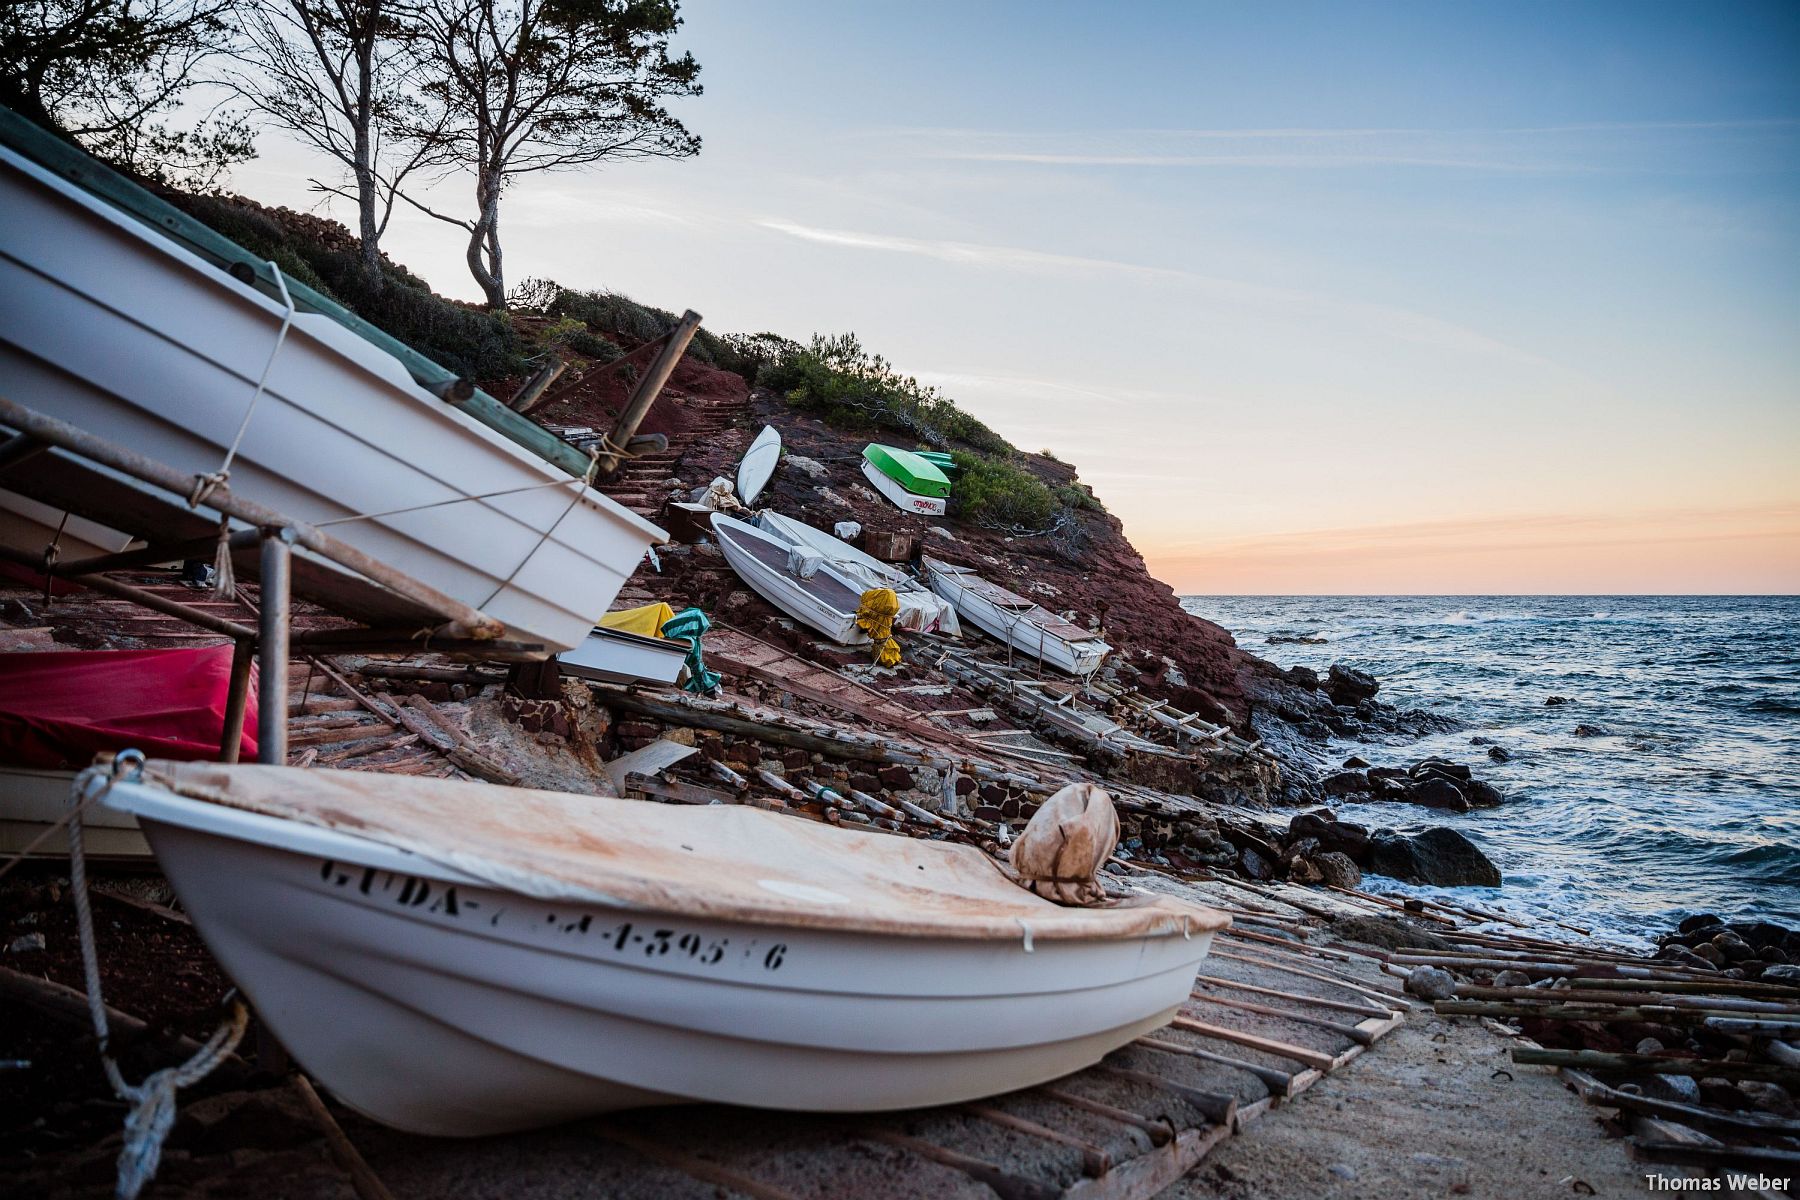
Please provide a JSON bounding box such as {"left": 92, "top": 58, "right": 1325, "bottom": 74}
{"left": 558, "top": 926, "right": 1407, "bottom": 1200}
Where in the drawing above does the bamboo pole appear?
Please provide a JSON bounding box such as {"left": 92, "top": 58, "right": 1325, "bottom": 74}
{"left": 1511, "top": 1047, "right": 1800, "bottom": 1085}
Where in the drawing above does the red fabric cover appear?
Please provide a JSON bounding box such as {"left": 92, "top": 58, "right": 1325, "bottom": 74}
{"left": 0, "top": 645, "right": 256, "bottom": 768}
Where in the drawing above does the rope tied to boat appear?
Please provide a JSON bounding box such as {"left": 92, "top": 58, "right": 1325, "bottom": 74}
{"left": 188, "top": 262, "right": 297, "bottom": 511}
{"left": 479, "top": 446, "right": 602, "bottom": 611}
{"left": 67, "top": 754, "right": 249, "bottom": 1200}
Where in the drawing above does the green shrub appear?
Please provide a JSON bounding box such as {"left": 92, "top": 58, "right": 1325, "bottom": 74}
{"left": 172, "top": 194, "right": 527, "bottom": 380}
{"left": 547, "top": 287, "right": 678, "bottom": 342}
{"left": 950, "top": 451, "right": 1059, "bottom": 530}
{"left": 762, "top": 334, "right": 1015, "bottom": 456}
{"left": 1054, "top": 482, "right": 1106, "bottom": 513}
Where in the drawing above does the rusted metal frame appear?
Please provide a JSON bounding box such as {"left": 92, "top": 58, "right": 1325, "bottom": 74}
{"left": 1183, "top": 993, "right": 1376, "bottom": 1046}
{"left": 1088, "top": 1065, "right": 1238, "bottom": 1127}
{"left": 1192, "top": 975, "right": 1392, "bottom": 1019}
{"left": 594, "top": 1123, "right": 805, "bottom": 1200}
{"left": 858, "top": 1128, "right": 1060, "bottom": 1200}
{"left": 1132, "top": 1035, "right": 1298, "bottom": 1096}
{"left": 960, "top": 1103, "right": 1113, "bottom": 1176}
{"left": 0, "top": 396, "right": 505, "bottom": 642}
{"left": 1167, "top": 1016, "right": 1336, "bottom": 1072}
{"left": 219, "top": 636, "right": 255, "bottom": 762}
{"left": 1038, "top": 1087, "right": 1176, "bottom": 1146}
{"left": 0, "top": 544, "right": 255, "bottom": 639}
{"left": 1059, "top": 1122, "right": 1234, "bottom": 1200}
{"left": 599, "top": 311, "right": 702, "bottom": 474}
{"left": 258, "top": 529, "right": 292, "bottom": 765}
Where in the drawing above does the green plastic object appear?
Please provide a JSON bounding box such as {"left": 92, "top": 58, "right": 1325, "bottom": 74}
{"left": 0, "top": 105, "right": 592, "bottom": 480}
{"left": 915, "top": 450, "right": 957, "bottom": 474}
{"left": 658, "top": 607, "right": 722, "bottom": 695}
{"left": 862, "top": 444, "right": 951, "bottom": 499}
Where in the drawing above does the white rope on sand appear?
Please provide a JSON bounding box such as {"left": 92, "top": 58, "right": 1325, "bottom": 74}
{"left": 68, "top": 755, "right": 248, "bottom": 1200}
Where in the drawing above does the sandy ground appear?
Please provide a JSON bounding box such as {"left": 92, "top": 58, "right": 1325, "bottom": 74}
{"left": 1165, "top": 1009, "right": 1694, "bottom": 1200}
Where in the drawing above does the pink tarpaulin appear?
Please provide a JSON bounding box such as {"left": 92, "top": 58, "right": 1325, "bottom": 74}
{"left": 0, "top": 645, "right": 256, "bottom": 768}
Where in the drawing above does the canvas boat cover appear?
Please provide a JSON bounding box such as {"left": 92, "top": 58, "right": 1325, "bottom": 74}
{"left": 759, "top": 511, "right": 960, "bottom": 636}
{"left": 143, "top": 760, "right": 1227, "bottom": 942}
{"left": 0, "top": 646, "right": 255, "bottom": 768}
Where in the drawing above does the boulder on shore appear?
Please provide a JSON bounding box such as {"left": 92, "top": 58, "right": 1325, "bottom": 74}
{"left": 1326, "top": 664, "right": 1379, "bottom": 707}
{"left": 1366, "top": 827, "right": 1502, "bottom": 888}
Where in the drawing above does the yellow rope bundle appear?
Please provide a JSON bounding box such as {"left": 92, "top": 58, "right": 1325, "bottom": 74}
{"left": 855, "top": 587, "right": 902, "bottom": 666}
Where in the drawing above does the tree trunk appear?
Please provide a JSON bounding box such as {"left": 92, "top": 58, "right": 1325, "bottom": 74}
{"left": 466, "top": 168, "right": 505, "bottom": 309}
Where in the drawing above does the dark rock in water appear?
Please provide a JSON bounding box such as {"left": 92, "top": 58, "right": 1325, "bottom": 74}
{"left": 1692, "top": 942, "right": 1725, "bottom": 965}
{"left": 1288, "top": 809, "right": 1336, "bottom": 843}
{"left": 1730, "top": 919, "right": 1794, "bottom": 950}
{"left": 1342, "top": 755, "right": 1371, "bottom": 769}
{"left": 1321, "top": 770, "right": 1371, "bottom": 798}
{"left": 1327, "top": 820, "right": 1371, "bottom": 862}
{"left": 1326, "top": 664, "right": 1380, "bottom": 706}
{"left": 1410, "top": 777, "right": 1470, "bottom": 813}
{"left": 1268, "top": 634, "right": 1328, "bottom": 645}
{"left": 1286, "top": 665, "right": 1320, "bottom": 689}
{"left": 1544, "top": 695, "right": 1573, "bottom": 706}
{"left": 1324, "top": 713, "right": 1363, "bottom": 737}
{"left": 1314, "top": 851, "right": 1361, "bottom": 888}
{"left": 1411, "top": 757, "right": 1472, "bottom": 782}
{"left": 1296, "top": 719, "right": 1332, "bottom": 742}
{"left": 1469, "top": 736, "right": 1494, "bottom": 746}
{"left": 1487, "top": 745, "right": 1512, "bottom": 763}
{"left": 1657, "top": 944, "right": 1717, "bottom": 972}
{"left": 1678, "top": 912, "right": 1724, "bottom": 935}
{"left": 1572, "top": 724, "right": 1610, "bottom": 737}
{"left": 1366, "top": 827, "right": 1502, "bottom": 887}
{"left": 1368, "top": 765, "right": 1408, "bottom": 782}
{"left": 1463, "top": 780, "right": 1505, "bottom": 808}
{"left": 1713, "top": 932, "right": 1755, "bottom": 963}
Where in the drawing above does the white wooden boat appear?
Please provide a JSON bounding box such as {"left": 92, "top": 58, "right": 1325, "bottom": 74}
{"left": 556, "top": 626, "right": 689, "bottom": 685}
{"left": 711, "top": 513, "right": 870, "bottom": 645}
{"left": 923, "top": 556, "right": 1110, "bottom": 675}
{"left": 0, "top": 145, "right": 664, "bottom": 654}
{"left": 101, "top": 760, "right": 1226, "bottom": 1135}
{"left": 860, "top": 459, "right": 948, "bottom": 517}
{"left": 1, "top": 766, "right": 150, "bottom": 859}
{"left": 756, "top": 511, "right": 960, "bottom": 636}
{"left": 736, "top": 425, "right": 781, "bottom": 507}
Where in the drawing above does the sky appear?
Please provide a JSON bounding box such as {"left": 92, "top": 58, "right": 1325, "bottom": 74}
{"left": 231, "top": 0, "right": 1800, "bottom": 594}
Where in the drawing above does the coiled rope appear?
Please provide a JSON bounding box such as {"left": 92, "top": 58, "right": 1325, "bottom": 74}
{"left": 68, "top": 754, "right": 248, "bottom": 1200}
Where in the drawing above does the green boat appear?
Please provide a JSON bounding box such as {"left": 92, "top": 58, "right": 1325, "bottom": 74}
{"left": 863, "top": 444, "right": 951, "bottom": 498}
{"left": 915, "top": 450, "right": 957, "bottom": 475}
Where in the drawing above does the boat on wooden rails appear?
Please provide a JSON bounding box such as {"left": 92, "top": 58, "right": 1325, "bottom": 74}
{"left": 99, "top": 759, "right": 1228, "bottom": 1136}
{"left": 0, "top": 113, "right": 663, "bottom": 654}
{"left": 711, "top": 512, "right": 874, "bottom": 645}
{"left": 923, "top": 556, "right": 1111, "bottom": 675}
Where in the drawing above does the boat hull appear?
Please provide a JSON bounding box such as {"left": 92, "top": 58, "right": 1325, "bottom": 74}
{"left": 0, "top": 147, "right": 663, "bottom": 653}
{"left": 117, "top": 787, "right": 1215, "bottom": 1136}
{"left": 926, "top": 562, "right": 1108, "bottom": 675}
{"left": 712, "top": 514, "right": 868, "bottom": 644}
{"left": 735, "top": 425, "right": 781, "bottom": 506}
{"left": 861, "top": 461, "right": 947, "bottom": 517}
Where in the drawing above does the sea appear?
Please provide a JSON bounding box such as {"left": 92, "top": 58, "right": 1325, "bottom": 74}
{"left": 1180, "top": 595, "right": 1800, "bottom": 947}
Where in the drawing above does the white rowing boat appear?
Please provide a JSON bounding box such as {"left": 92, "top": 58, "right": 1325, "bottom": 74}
{"left": 0, "top": 144, "right": 663, "bottom": 654}
{"left": 711, "top": 513, "right": 870, "bottom": 645}
{"left": 1, "top": 766, "right": 149, "bottom": 859}
{"left": 556, "top": 625, "right": 689, "bottom": 686}
{"left": 735, "top": 425, "right": 781, "bottom": 507}
{"left": 755, "top": 511, "right": 960, "bottom": 636}
{"left": 101, "top": 760, "right": 1226, "bottom": 1135}
{"left": 923, "top": 556, "right": 1110, "bottom": 675}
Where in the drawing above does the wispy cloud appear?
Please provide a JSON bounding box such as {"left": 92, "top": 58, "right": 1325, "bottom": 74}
{"left": 756, "top": 217, "right": 1552, "bottom": 364}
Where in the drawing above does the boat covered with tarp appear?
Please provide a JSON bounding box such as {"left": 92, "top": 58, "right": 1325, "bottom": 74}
{"left": 756, "top": 511, "right": 959, "bottom": 636}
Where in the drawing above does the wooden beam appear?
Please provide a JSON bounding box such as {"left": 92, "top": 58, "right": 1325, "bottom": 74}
{"left": 858, "top": 1128, "right": 1059, "bottom": 1200}
{"left": 1167, "top": 1016, "right": 1335, "bottom": 1071}
{"left": 600, "top": 311, "right": 702, "bottom": 473}
{"left": 1512, "top": 1047, "right": 1800, "bottom": 1085}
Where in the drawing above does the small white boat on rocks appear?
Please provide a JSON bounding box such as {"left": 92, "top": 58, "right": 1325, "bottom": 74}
{"left": 711, "top": 512, "right": 871, "bottom": 645}
{"left": 735, "top": 424, "right": 781, "bottom": 506}
{"left": 0, "top": 132, "right": 663, "bottom": 654}
{"left": 923, "top": 556, "right": 1110, "bottom": 675}
{"left": 756, "top": 510, "right": 960, "bottom": 636}
{"left": 102, "top": 760, "right": 1226, "bottom": 1135}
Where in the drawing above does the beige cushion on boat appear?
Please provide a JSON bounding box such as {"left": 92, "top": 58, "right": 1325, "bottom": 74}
{"left": 145, "top": 761, "right": 1228, "bottom": 943}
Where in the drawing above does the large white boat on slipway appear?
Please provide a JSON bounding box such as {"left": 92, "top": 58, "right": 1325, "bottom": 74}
{"left": 0, "top": 116, "right": 662, "bottom": 653}
{"left": 100, "top": 760, "right": 1227, "bottom": 1136}
{"left": 923, "top": 556, "right": 1111, "bottom": 675}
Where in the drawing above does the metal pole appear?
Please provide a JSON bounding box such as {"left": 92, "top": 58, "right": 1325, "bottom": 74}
{"left": 258, "top": 528, "right": 292, "bottom": 766}
{"left": 219, "top": 638, "right": 254, "bottom": 763}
